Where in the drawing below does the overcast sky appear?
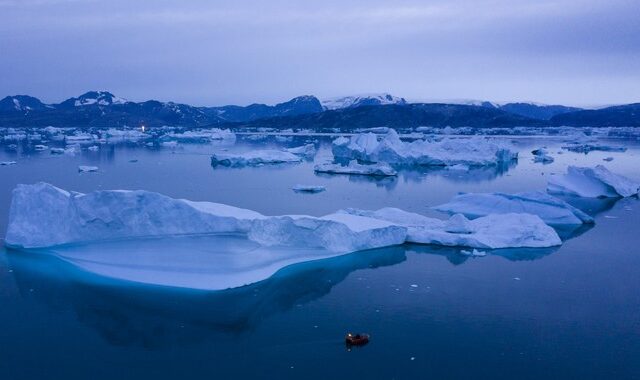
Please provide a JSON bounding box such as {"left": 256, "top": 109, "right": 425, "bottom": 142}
{"left": 1, "top": 0, "right": 638, "bottom": 107}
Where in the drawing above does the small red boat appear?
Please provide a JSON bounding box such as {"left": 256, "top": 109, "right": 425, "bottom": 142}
{"left": 345, "top": 333, "right": 370, "bottom": 347}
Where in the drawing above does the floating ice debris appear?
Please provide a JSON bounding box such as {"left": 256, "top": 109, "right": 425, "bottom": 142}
{"left": 292, "top": 185, "right": 326, "bottom": 193}
{"left": 162, "top": 129, "right": 236, "bottom": 142}
{"left": 78, "top": 165, "right": 99, "bottom": 173}
{"left": 433, "top": 191, "right": 594, "bottom": 225}
{"left": 87, "top": 145, "right": 99, "bottom": 152}
{"left": 161, "top": 141, "right": 179, "bottom": 148}
{"left": 1, "top": 161, "right": 17, "bottom": 166}
{"left": 275, "top": 135, "right": 293, "bottom": 143}
{"left": 211, "top": 150, "right": 302, "bottom": 167}
{"left": 34, "top": 144, "right": 47, "bottom": 151}
{"left": 314, "top": 160, "right": 397, "bottom": 177}
{"left": 547, "top": 165, "right": 639, "bottom": 198}
{"left": 603, "top": 157, "right": 614, "bottom": 162}
{"left": 286, "top": 143, "right": 316, "bottom": 157}
{"left": 332, "top": 129, "right": 517, "bottom": 167}
{"left": 341, "top": 208, "right": 562, "bottom": 249}
{"left": 65, "top": 133, "right": 95, "bottom": 144}
{"left": 460, "top": 249, "right": 487, "bottom": 257}
{"left": 513, "top": 277, "right": 521, "bottom": 281}
{"left": 7, "top": 144, "right": 18, "bottom": 151}
{"left": 562, "top": 142, "right": 626, "bottom": 153}
{"left": 50, "top": 148, "right": 65, "bottom": 154}
{"left": 128, "top": 159, "right": 138, "bottom": 163}
{"left": 531, "top": 148, "right": 554, "bottom": 163}
{"left": 447, "top": 164, "right": 470, "bottom": 171}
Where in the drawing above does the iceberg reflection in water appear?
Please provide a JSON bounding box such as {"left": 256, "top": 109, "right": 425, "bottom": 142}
{"left": 4, "top": 245, "right": 408, "bottom": 347}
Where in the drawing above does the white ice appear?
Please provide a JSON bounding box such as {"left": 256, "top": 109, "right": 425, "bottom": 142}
{"left": 211, "top": 150, "right": 302, "bottom": 167}
{"left": 314, "top": 160, "right": 397, "bottom": 176}
{"left": 332, "top": 129, "right": 517, "bottom": 167}
{"left": 433, "top": 191, "right": 594, "bottom": 225}
{"left": 341, "top": 208, "right": 561, "bottom": 249}
{"left": 547, "top": 165, "right": 639, "bottom": 198}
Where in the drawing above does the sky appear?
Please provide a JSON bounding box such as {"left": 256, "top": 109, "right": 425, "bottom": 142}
{"left": 1, "top": 0, "right": 639, "bottom": 107}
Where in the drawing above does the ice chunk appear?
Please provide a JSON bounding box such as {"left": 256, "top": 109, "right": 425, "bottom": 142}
{"left": 87, "top": 145, "right": 99, "bottom": 152}
{"left": 211, "top": 150, "right": 302, "bottom": 167}
{"left": 314, "top": 160, "right": 397, "bottom": 176}
{"left": 34, "top": 144, "right": 48, "bottom": 151}
{"left": 5, "top": 183, "right": 406, "bottom": 253}
{"left": 342, "top": 208, "right": 561, "bottom": 249}
{"left": 286, "top": 143, "right": 316, "bottom": 157}
{"left": 547, "top": 165, "right": 639, "bottom": 198}
{"left": 332, "top": 129, "right": 517, "bottom": 167}
{"left": 562, "top": 143, "right": 626, "bottom": 153}
{"left": 78, "top": 165, "right": 99, "bottom": 173}
{"left": 433, "top": 191, "right": 594, "bottom": 225}
{"left": 531, "top": 148, "right": 554, "bottom": 163}
{"left": 1, "top": 161, "right": 17, "bottom": 166}
{"left": 292, "top": 185, "right": 326, "bottom": 193}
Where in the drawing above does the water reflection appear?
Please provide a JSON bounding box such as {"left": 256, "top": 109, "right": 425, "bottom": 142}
{"left": 4, "top": 246, "right": 407, "bottom": 348}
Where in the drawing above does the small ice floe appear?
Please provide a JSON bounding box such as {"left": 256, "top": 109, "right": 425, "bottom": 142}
{"left": 513, "top": 277, "right": 521, "bottom": 281}
{"left": 161, "top": 141, "right": 178, "bottom": 148}
{"left": 128, "top": 159, "right": 138, "bottom": 163}
{"left": 78, "top": 165, "right": 99, "bottom": 173}
{"left": 50, "top": 148, "right": 65, "bottom": 155}
{"left": 211, "top": 150, "right": 302, "bottom": 167}
{"left": 314, "top": 160, "right": 397, "bottom": 177}
{"left": 603, "top": 157, "right": 614, "bottom": 162}
{"left": 34, "top": 144, "right": 48, "bottom": 151}
{"left": 531, "top": 148, "right": 554, "bottom": 163}
{"left": 433, "top": 191, "right": 594, "bottom": 226}
{"left": 87, "top": 145, "right": 99, "bottom": 152}
{"left": 547, "top": 165, "right": 639, "bottom": 198}
{"left": 562, "top": 142, "right": 626, "bottom": 153}
{"left": 447, "top": 164, "right": 470, "bottom": 171}
{"left": 292, "top": 185, "right": 326, "bottom": 193}
{"left": 0, "top": 161, "right": 17, "bottom": 166}
{"left": 285, "top": 143, "right": 316, "bottom": 157}
{"left": 275, "top": 135, "right": 293, "bottom": 143}
{"left": 460, "top": 249, "right": 487, "bottom": 257}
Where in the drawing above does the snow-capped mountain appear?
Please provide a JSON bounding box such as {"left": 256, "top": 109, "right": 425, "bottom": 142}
{"left": 59, "top": 91, "right": 127, "bottom": 108}
{"left": 321, "top": 93, "right": 407, "bottom": 110}
{"left": 0, "top": 95, "right": 50, "bottom": 112}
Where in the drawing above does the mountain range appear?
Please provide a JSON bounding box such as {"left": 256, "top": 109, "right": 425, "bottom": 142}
{"left": 0, "top": 91, "right": 638, "bottom": 129}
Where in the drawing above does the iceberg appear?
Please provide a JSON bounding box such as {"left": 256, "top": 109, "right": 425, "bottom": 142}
{"left": 78, "top": 165, "right": 99, "bottom": 173}
{"left": 433, "top": 191, "right": 594, "bottom": 225}
{"left": 547, "top": 165, "right": 639, "bottom": 198}
{"left": 332, "top": 129, "right": 517, "bottom": 167}
{"left": 5, "top": 184, "right": 566, "bottom": 289}
{"left": 341, "top": 208, "right": 562, "bottom": 249}
{"left": 211, "top": 150, "right": 302, "bottom": 167}
{"left": 5, "top": 183, "right": 406, "bottom": 252}
{"left": 292, "top": 185, "right": 326, "bottom": 193}
{"left": 314, "top": 160, "right": 397, "bottom": 176}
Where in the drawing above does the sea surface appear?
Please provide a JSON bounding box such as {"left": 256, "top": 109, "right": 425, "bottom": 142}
{"left": 0, "top": 135, "right": 639, "bottom": 379}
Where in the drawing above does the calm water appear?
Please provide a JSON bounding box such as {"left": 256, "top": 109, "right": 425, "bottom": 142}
{"left": 0, "top": 136, "right": 639, "bottom": 379}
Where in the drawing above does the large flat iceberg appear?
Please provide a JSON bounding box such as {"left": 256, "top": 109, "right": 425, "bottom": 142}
{"left": 547, "top": 165, "right": 639, "bottom": 198}
{"left": 332, "top": 129, "right": 517, "bottom": 167}
{"left": 5, "top": 184, "right": 564, "bottom": 289}
{"left": 433, "top": 191, "right": 594, "bottom": 225}
{"left": 211, "top": 150, "right": 302, "bottom": 167}
{"left": 341, "top": 208, "right": 562, "bottom": 249}
{"left": 5, "top": 183, "right": 406, "bottom": 252}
